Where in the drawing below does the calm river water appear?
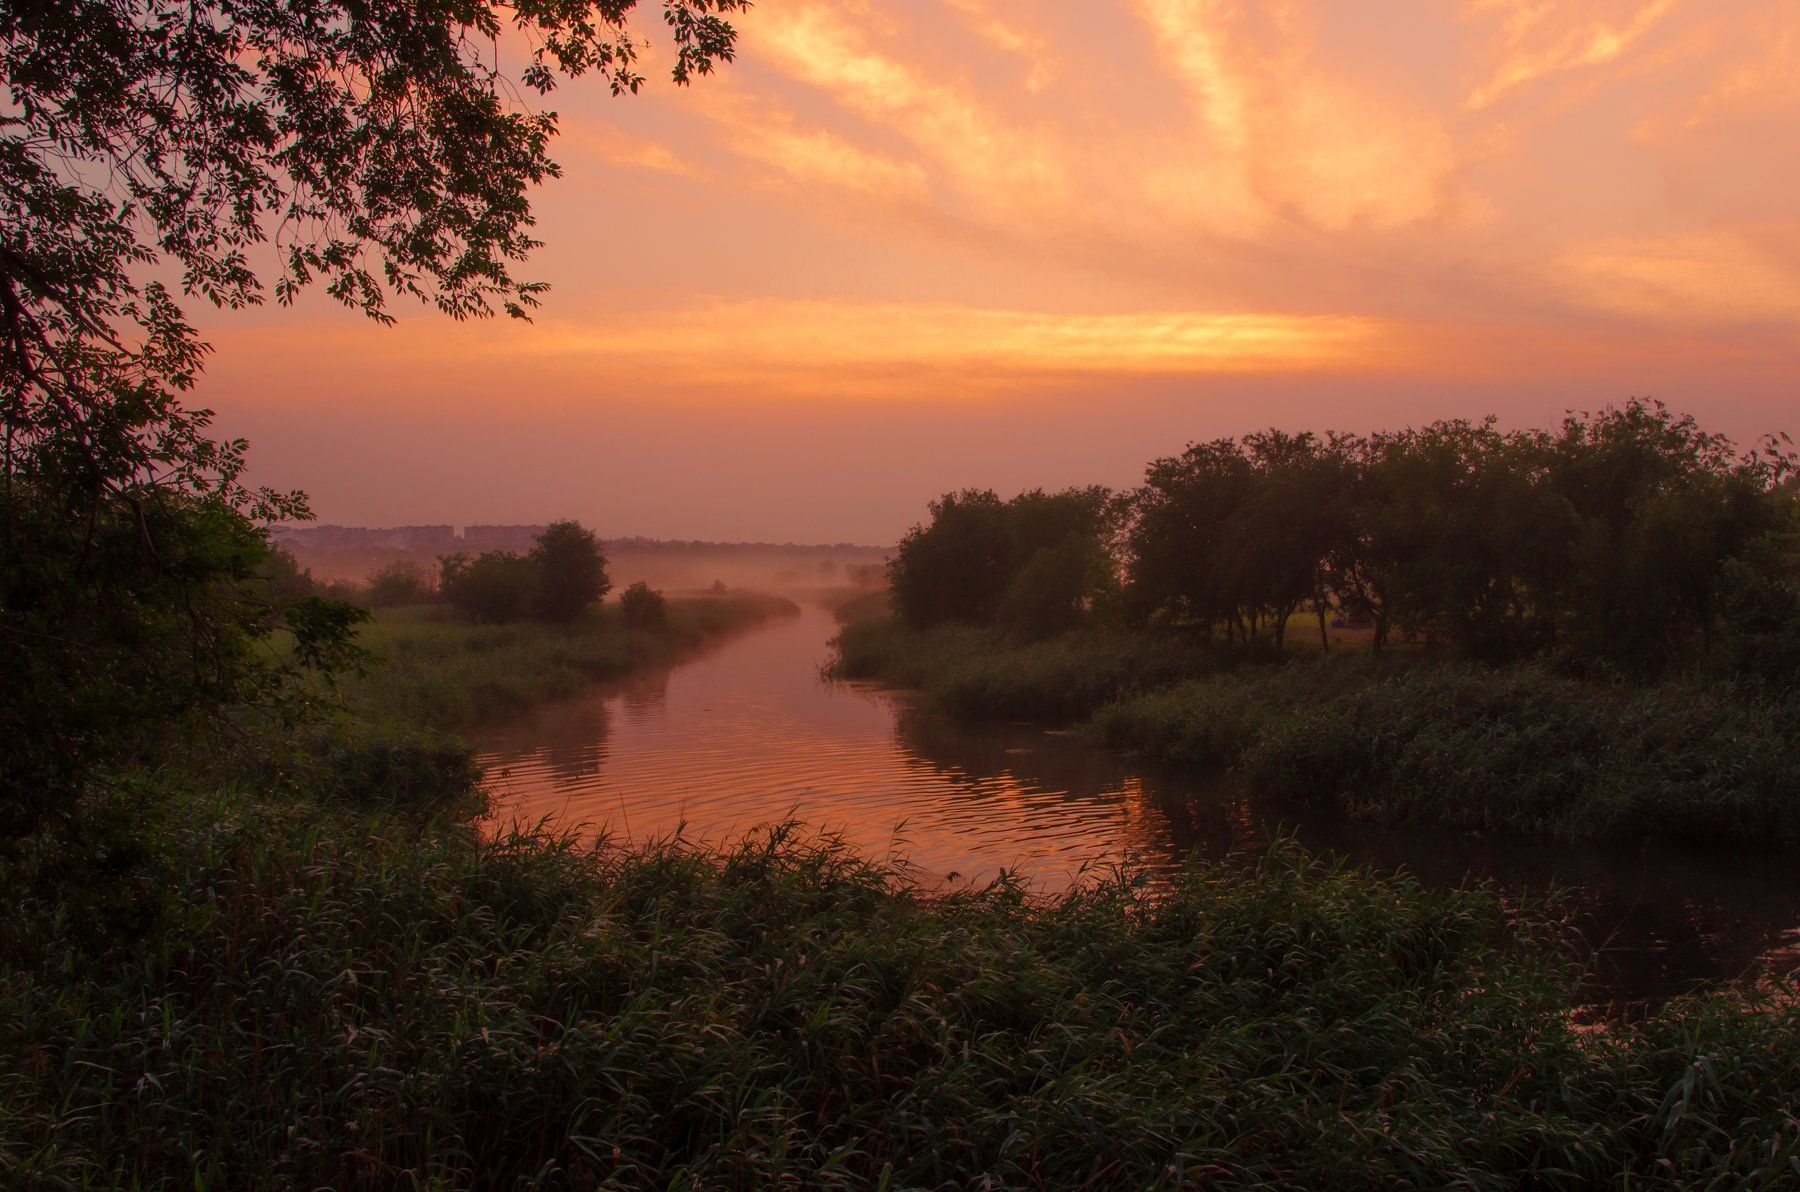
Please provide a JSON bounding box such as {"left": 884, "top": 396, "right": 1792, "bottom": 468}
{"left": 477, "top": 601, "right": 1800, "bottom": 1001}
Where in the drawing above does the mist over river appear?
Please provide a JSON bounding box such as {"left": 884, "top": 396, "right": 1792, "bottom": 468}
{"left": 478, "top": 600, "right": 1800, "bottom": 1003}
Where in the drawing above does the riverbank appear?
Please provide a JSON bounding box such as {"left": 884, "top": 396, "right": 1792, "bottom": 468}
{"left": 341, "top": 591, "right": 799, "bottom": 735}
{"left": 6, "top": 779, "right": 1799, "bottom": 1185}
{"left": 9, "top": 597, "right": 1800, "bottom": 1181}
{"left": 832, "top": 610, "right": 1800, "bottom": 844}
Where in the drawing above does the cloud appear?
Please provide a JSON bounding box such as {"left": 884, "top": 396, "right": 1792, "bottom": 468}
{"left": 559, "top": 124, "right": 696, "bottom": 176}
{"left": 940, "top": 0, "right": 1057, "bottom": 91}
{"left": 1132, "top": 0, "right": 1459, "bottom": 231}
{"left": 699, "top": 93, "right": 932, "bottom": 202}
{"left": 740, "top": 3, "right": 1068, "bottom": 212}
{"left": 1555, "top": 225, "right": 1800, "bottom": 327}
{"left": 212, "top": 299, "right": 1400, "bottom": 402}
{"left": 1464, "top": 0, "right": 1682, "bottom": 108}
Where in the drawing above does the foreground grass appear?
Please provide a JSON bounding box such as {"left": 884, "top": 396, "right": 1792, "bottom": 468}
{"left": 4, "top": 784, "right": 1799, "bottom": 1186}
{"left": 834, "top": 615, "right": 1800, "bottom": 844}
{"left": 339, "top": 591, "right": 797, "bottom": 735}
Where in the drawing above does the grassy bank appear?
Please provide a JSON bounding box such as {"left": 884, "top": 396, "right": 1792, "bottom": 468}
{"left": 832, "top": 607, "right": 1218, "bottom": 721}
{"left": 338, "top": 591, "right": 797, "bottom": 735}
{"left": 834, "top": 614, "right": 1800, "bottom": 844}
{"left": 5, "top": 780, "right": 1799, "bottom": 1186}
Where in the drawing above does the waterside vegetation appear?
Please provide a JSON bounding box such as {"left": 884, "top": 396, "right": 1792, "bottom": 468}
{"left": 838, "top": 403, "right": 1800, "bottom": 843}
{"left": 7, "top": 791, "right": 1800, "bottom": 1186}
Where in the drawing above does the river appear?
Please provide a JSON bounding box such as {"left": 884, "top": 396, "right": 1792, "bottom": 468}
{"left": 477, "top": 600, "right": 1800, "bottom": 1002}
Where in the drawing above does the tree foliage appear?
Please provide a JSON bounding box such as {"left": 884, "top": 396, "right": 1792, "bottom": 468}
{"left": 529, "top": 519, "right": 611, "bottom": 621}
{"left": 619, "top": 580, "right": 668, "bottom": 630}
{"left": 890, "top": 487, "right": 1114, "bottom": 632}
{"left": 0, "top": 0, "right": 741, "bottom": 828}
{"left": 1118, "top": 402, "right": 1796, "bottom": 674}
{"left": 892, "top": 403, "right": 1798, "bottom": 679}
{"left": 438, "top": 521, "right": 610, "bottom": 623}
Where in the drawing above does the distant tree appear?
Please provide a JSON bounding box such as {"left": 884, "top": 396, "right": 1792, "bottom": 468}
{"left": 893, "top": 488, "right": 1116, "bottom": 631}
{"left": 439, "top": 552, "right": 536, "bottom": 624}
{"left": 1229, "top": 431, "right": 1358, "bottom": 651}
{"left": 530, "top": 521, "right": 611, "bottom": 621}
{"left": 260, "top": 547, "right": 320, "bottom": 603}
{"left": 1354, "top": 421, "right": 1570, "bottom": 661}
{"left": 620, "top": 581, "right": 669, "bottom": 630}
{"left": 365, "top": 561, "right": 435, "bottom": 608}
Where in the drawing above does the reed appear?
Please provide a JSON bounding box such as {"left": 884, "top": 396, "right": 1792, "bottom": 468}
{"left": 338, "top": 592, "right": 797, "bottom": 734}
{"left": 5, "top": 787, "right": 1797, "bottom": 1186}
{"left": 839, "top": 615, "right": 1800, "bottom": 843}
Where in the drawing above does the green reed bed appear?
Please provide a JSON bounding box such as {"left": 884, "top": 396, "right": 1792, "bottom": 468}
{"left": 1094, "top": 662, "right": 1800, "bottom": 844}
{"left": 832, "top": 615, "right": 1213, "bottom": 722}
{"left": 4, "top": 783, "right": 1797, "bottom": 1187}
{"left": 837, "top": 615, "right": 1800, "bottom": 844}
{"left": 340, "top": 592, "right": 796, "bottom": 735}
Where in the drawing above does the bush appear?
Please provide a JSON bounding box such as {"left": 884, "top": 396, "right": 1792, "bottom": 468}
{"left": 364, "top": 559, "right": 435, "bottom": 607}
{"left": 438, "top": 550, "right": 536, "bottom": 623}
{"left": 619, "top": 580, "right": 668, "bottom": 630}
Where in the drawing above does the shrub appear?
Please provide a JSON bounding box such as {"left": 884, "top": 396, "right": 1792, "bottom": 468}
{"left": 364, "top": 559, "right": 435, "bottom": 607}
{"left": 438, "top": 550, "right": 536, "bottom": 623}
{"left": 619, "top": 580, "right": 669, "bottom": 630}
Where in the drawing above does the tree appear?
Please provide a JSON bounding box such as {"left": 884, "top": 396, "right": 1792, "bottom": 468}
{"left": 889, "top": 488, "right": 1115, "bottom": 630}
{"left": 1548, "top": 402, "right": 1795, "bottom": 672}
{"left": 1124, "top": 440, "right": 1256, "bottom": 636}
{"left": 996, "top": 535, "right": 1111, "bottom": 642}
{"left": 619, "top": 580, "right": 669, "bottom": 630}
{"left": 890, "top": 490, "right": 1012, "bottom": 627}
{"left": 530, "top": 520, "right": 610, "bottom": 621}
{"left": 0, "top": 1, "right": 741, "bottom": 825}
{"left": 439, "top": 551, "right": 536, "bottom": 624}
{"left": 365, "top": 560, "right": 435, "bottom": 608}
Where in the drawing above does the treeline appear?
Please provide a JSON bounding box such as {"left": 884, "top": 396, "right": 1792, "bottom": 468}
{"left": 268, "top": 518, "right": 671, "bottom": 628}
{"left": 891, "top": 402, "right": 1800, "bottom": 677}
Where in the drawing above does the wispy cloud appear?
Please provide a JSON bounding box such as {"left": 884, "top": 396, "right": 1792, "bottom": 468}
{"left": 1464, "top": 0, "right": 1682, "bottom": 108}
{"left": 1132, "top": 0, "right": 1459, "bottom": 230}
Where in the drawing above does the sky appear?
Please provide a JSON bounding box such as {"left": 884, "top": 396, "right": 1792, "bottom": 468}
{"left": 200, "top": 0, "right": 1800, "bottom": 544}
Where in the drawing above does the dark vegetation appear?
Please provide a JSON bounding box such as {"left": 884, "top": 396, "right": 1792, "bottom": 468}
{"left": 7, "top": 0, "right": 1800, "bottom": 1182}
{"left": 342, "top": 592, "right": 794, "bottom": 736}
{"left": 7, "top": 800, "right": 1800, "bottom": 1186}
{"left": 885, "top": 407, "right": 1800, "bottom": 675}
{"left": 842, "top": 404, "right": 1800, "bottom": 842}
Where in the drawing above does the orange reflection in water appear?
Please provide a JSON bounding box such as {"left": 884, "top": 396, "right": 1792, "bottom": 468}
{"left": 476, "top": 600, "right": 1800, "bottom": 1001}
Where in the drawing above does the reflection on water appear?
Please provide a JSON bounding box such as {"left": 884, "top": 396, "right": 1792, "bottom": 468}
{"left": 477, "top": 602, "right": 1800, "bottom": 1001}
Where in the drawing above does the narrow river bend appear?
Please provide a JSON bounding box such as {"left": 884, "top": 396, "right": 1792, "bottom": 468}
{"left": 477, "top": 600, "right": 1800, "bottom": 1002}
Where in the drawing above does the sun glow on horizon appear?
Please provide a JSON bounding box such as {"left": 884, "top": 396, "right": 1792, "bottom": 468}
{"left": 196, "top": 0, "right": 1800, "bottom": 537}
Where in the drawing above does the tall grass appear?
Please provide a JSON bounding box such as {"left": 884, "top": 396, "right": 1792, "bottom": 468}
{"left": 339, "top": 592, "right": 796, "bottom": 735}
{"left": 832, "top": 616, "right": 1217, "bottom": 721}
{"left": 838, "top": 614, "right": 1800, "bottom": 843}
{"left": 1095, "top": 661, "right": 1800, "bottom": 843}
{"left": 5, "top": 786, "right": 1798, "bottom": 1186}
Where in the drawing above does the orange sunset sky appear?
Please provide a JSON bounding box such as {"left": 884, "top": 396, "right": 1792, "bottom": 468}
{"left": 202, "top": 0, "right": 1800, "bottom": 544}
